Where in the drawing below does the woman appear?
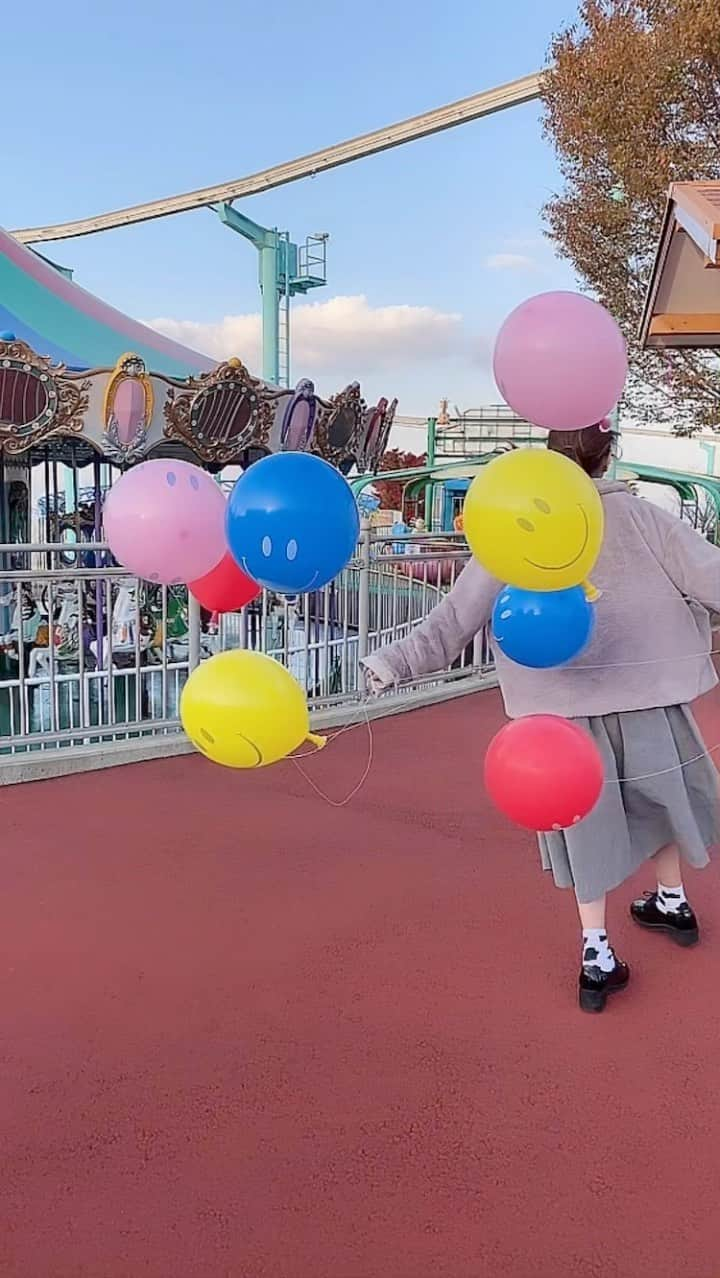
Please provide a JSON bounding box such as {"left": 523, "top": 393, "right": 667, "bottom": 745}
{"left": 362, "top": 425, "right": 720, "bottom": 1012}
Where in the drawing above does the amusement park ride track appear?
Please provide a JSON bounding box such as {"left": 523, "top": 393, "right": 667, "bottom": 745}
{"left": 10, "top": 72, "right": 542, "bottom": 244}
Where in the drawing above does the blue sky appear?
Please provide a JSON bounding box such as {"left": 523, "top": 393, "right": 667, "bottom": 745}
{"left": 3, "top": 0, "right": 583, "bottom": 432}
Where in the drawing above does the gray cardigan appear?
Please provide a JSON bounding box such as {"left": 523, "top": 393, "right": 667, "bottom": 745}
{"left": 363, "top": 481, "right": 720, "bottom": 719}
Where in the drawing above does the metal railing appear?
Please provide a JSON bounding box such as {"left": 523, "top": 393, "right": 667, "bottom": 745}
{"left": 0, "top": 527, "right": 494, "bottom": 757}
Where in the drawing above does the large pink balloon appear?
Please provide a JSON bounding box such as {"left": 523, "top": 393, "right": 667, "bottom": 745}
{"left": 103, "top": 460, "right": 226, "bottom": 585}
{"left": 493, "top": 292, "right": 628, "bottom": 431}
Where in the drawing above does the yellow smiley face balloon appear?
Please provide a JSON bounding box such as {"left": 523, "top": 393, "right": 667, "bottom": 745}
{"left": 462, "top": 449, "right": 604, "bottom": 592}
{"left": 180, "top": 649, "right": 325, "bottom": 769}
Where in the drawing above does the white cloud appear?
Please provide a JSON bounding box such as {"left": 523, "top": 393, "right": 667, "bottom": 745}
{"left": 146, "top": 294, "right": 465, "bottom": 379}
{"left": 484, "top": 252, "right": 537, "bottom": 271}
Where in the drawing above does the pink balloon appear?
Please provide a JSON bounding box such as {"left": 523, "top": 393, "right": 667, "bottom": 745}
{"left": 103, "top": 459, "right": 226, "bottom": 585}
{"left": 493, "top": 292, "right": 628, "bottom": 431}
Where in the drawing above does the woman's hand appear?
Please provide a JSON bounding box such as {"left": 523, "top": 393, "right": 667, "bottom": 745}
{"left": 362, "top": 663, "right": 394, "bottom": 697}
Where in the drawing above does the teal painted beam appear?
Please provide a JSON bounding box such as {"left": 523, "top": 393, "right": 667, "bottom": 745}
{"left": 215, "top": 202, "right": 273, "bottom": 248}
{"left": 215, "top": 202, "right": 281, "bottom": 383}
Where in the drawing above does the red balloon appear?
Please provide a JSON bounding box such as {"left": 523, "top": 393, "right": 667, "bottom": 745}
{"left": 189, "top": 552, "right": 261, "bottom": 613}
{"left": 484, "top": 716, "right": 604, "bottom": 832}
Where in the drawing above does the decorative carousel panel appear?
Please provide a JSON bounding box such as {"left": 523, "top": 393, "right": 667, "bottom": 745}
{"left": 361, "top": 396, "right": 397, "bottom": 472}
{"left": 377, "top": 397, "right": 397, "bottom": 464}
{"left": 312, "top": 381, "right": 366, "bottom": 468}
{"left": 0, "top": 339, "right": 89, "bottom": 456}
{"left": 280, "top": 379, "right": 318, "bottom": 451}
{"left": 163, "top": 358, "right": 280, "bottom": 466}
{"left": 102, "top": 354, "right": 154, "bottom": 463}
{"left": 359, "top": 399, "right": 386, "bottom": 471}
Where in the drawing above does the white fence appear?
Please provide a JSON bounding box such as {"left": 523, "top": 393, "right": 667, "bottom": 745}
{"left": 0, "top": 527, "right": 494, "bottom": 758}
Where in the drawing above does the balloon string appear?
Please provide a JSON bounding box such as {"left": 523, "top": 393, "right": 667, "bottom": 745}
{"left": 290, "top": 703, "right": 372, "bottom": 760}
{"left": 284, "top": 610, "right": 720, "bottom": 800}
{"left": 548, "top": 597, "right": 720, "bottom": 784}
{"left": 609, "top": 742, "right": 720, "bottom": 785}
{"left": 554, "top": 646, "right": 720, "bottom": 672}
{"left": 551, "top": 647, "right": 720, "bottom": 785}
{"left": 289, "top": 699, "right": 720, "bottom": 791}
{"left": 291, "top": 699, "right": 374, "bottom": 808}
{"left": 291, "top": 702, "right": 719, "bottom": 794}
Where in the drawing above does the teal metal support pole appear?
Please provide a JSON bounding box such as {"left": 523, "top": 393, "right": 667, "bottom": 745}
{"left": 215, "top": 202, "right": 327, "bottom": 388}
{"left": 424, "top": 416, "right": 437, "bottom": 528}
{"left": 699, "top": 441, "right": 717, "bottom": 476}
{"left": 259, "top": 235, "right": 280, "bottom": 385}
{"left": 426, "top": 416, "right": 437, "bottom": 464}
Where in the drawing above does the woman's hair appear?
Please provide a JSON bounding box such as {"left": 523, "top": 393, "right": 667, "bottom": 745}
{"left": 546, "top": 423, "right": 614, "bottom": 477}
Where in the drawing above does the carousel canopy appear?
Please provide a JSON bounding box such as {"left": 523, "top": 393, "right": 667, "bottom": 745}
{"left": 0, "top": 225, "right": 213, "bottom": 378}
{"left": 0, "top": 228, "right": 396, "bottom": 476}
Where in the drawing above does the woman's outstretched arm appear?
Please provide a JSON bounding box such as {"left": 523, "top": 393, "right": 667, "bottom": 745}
{"left": 662, "top": 515, "right": 720, "bottom": 614}
{"left": 361, "top": 558, "right": 499, "bottom": 689}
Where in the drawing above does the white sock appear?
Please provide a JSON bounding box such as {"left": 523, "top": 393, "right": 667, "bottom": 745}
{"left": 656, "top": 882, "right": 689, "bottom": 915}
{"left": 582, "top": 928, "right": 616, "bottom": 973}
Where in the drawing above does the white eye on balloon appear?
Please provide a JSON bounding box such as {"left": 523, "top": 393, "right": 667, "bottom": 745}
{"left": 286, "top": 539, "right": 298, "bottom": 561}
{"left": 261, "top": 536, "right": 272, "bottom": 557}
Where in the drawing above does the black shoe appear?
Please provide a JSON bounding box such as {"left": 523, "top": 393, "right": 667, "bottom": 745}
{"left": 630, "top": 891, "right": 699, "bottom": 947}
{"left": 578, "top": 957, "right": 630, "bottom": 1013}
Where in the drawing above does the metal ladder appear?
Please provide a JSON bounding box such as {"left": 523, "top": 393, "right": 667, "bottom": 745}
{"left": 277, "top": 231, "right": 291, "bottom": 388}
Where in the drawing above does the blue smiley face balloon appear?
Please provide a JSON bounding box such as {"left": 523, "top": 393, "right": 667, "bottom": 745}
{"left": 226, "top": 452, "right": 360, "bottom": 594}
{"left": 492, "top": 584, "right": 595, "bottom": 669}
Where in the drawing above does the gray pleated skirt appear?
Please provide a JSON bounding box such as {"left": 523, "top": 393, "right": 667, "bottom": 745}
{"left": 538, "top": 706, "right": 719, "bottom": 904}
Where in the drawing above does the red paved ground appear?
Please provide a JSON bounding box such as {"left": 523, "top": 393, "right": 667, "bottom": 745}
{"left": 2, "top": 683, "right": 720, "bottom": 1278}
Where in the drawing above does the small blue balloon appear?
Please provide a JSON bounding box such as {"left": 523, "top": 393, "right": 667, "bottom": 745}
{"left": 226, "top": 453, "right": 360, "bottom": 594}
{"left": 492, "top": 585, "right": 594, "bottom": 669}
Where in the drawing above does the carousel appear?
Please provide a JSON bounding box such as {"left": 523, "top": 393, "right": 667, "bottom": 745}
{"left": 0, "top": 226, "right": 396, "bottom": 735}
{"left": 0, "top": 340, "right": 396, "bottom": 546}
{"left": 0, "top": 223, "right": 397, "bottom": 550}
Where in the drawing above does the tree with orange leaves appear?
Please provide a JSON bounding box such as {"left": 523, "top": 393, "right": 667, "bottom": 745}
{"left": 542, "top": 0, "right": 720, "bottom": 431}
{"left": 372, "top": 449, "right": 427, "bottom": 515}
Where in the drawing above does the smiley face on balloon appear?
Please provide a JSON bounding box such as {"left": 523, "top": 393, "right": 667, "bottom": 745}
{"left": 462, "top": 449, "right": 604, "bottom": 593}
{"left": 180, "top": 649, "right": 325, "bottom": 769}
{"left": 226, "top": 453, "right": 360, "bottom": 594}
{"left": 103, "top": 459, "right": 227, "bottom": 586}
